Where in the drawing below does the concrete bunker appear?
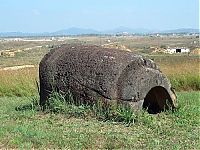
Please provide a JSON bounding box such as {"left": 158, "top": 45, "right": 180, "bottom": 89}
{"left": 39, "top": 44, "right": 176, "bottom": 113}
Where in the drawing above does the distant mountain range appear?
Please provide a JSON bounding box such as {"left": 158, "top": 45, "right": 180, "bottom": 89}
{"left": 159, "top": 28, "right": 199, "bottom": 34}
{"left": 0, "top": 27, "right": 199, "bottom": 37}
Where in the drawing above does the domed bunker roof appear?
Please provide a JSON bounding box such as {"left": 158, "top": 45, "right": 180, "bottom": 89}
{"left": 39, "top": 44, "right": 176, "bottom": 113}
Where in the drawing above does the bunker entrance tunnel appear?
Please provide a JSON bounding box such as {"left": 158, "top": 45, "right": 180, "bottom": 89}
{"left": 143, "top": 86, "right": 173, "bottom": 114}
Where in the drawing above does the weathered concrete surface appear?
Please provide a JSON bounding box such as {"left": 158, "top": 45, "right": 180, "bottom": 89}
{"left": 39, "top": 44, "right": 176, "bottom": 113}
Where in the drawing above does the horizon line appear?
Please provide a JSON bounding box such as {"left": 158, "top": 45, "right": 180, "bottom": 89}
{"left": 0, "top": 27, "right": 199, "bottom": 34}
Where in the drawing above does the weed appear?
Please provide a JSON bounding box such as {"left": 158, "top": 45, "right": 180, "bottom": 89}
{"left": 92, "top": 99, "right": 114, "bottom": 121}
{"left": 115, "top": 104, "right": 136, "bottom": 125}
{"left": 36, "top": 90, "right": 137, "bottom": 125}
{"left": 15, "top": 96, "right": 40, "bottom": 112}
{"left": 46, "top": 91, "right": 67, "bottom": 113}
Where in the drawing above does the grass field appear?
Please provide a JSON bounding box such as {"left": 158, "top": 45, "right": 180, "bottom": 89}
{"left": 149, "top": 55, "right": 200, "bottom": 91}
{"left": 0, "top": 91, "right": 199, "bottom": 149}
{"left": 0, "top": 54, "right": 199, "bottom": 97}
{"left": 0, "top": 36, "right": 199, "bottom": 149}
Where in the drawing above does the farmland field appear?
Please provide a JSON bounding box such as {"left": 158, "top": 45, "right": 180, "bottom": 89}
{"left": 0, "top": 35, "right": 199, "bottom": 149}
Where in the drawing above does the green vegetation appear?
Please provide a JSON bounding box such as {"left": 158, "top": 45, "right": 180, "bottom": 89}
{"left": 150, "top": 55, "right": 200, "bottom": 91}
{"left": 0, "top": 54, "right": 199, "bottom": 97}
{"left": 0, "top": 91, "right": 199, "bottom": 149}
{"left": 43, "top": 90, "right": 136, "bottom": 125}
{"left": 169, "top": 74, "right": 200, "bottom": 91}
{"left": 0, "top": 68, "right": 38, "bottom": 97}
{"left": 0, "top": 36, "right": 199, "bottom": 149}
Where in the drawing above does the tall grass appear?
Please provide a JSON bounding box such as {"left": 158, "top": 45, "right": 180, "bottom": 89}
{"left": 152, "top": 55, "right": 200, "bottom": 91}
{"left": 0, "top": 55, "right": 199, "bottom": 97}
{"left": 0, "top": 68, "right": 38, "bottom": 97}
{"left": 168, "top": 74, "right": 200, "bottom": 91}
{"left": 42, "top": 90, "right": 136, "bottom": 125}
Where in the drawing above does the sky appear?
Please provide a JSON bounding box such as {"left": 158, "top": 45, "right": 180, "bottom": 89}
{"left": 0, "top": 0, "right": 199, "bottom": 32}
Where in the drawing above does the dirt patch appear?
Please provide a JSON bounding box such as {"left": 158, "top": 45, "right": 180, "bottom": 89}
{"left": 0, "top": 65, "right": 35, "bottom": 71}
{"left": 191, "top": 48, "right": 200, "bottom": 55}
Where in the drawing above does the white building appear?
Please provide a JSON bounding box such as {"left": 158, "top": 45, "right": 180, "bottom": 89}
{"left": 166, "top": 47, "right": 190, "bottom": 54}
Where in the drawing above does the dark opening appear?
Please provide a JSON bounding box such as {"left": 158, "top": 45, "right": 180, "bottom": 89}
{"left": 176, "top": 49, "right": 181, "bottom": 53}
{"left": 143, "top": 86, "right": 172, "bottom": 114}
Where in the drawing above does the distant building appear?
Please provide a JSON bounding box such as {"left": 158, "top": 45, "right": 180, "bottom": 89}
{"left": 166, "top": 47, "right": 190, "bottom": 54}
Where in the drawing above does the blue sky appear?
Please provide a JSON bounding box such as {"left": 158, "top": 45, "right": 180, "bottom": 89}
{"left": 0, "top": 0, "right": 199, "bottom": 32}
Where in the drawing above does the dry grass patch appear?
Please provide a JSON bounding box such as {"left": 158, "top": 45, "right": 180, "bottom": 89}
{"left": 0, "top": 68, "right": 38, "bottom": 97}
{"left": 150, "top": 55, "right": 200, "bottom": 91}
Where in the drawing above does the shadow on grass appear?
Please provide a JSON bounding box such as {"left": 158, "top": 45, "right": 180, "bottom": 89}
{"left": 15, "top": 97, "right": 40, "bottom": 111}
